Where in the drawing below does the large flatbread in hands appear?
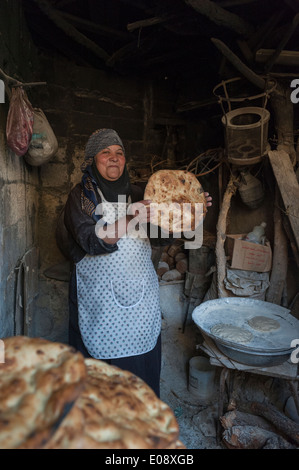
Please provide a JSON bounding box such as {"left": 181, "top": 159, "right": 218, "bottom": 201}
{"left": 144, "top": 170, "right": 207, "bottom": 233}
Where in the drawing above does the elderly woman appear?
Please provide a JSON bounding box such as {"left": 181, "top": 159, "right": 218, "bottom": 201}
{"left": 64, "top": 128, "right": 211, "bottom": 397}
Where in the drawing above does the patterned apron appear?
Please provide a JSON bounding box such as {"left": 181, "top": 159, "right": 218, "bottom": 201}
{"left": 76, "top": 190, "right": 161, "bottom": 359}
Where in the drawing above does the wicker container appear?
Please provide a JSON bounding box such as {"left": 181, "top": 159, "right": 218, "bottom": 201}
{"left": 221, "top": 106, "right": 270, "bottom": 165}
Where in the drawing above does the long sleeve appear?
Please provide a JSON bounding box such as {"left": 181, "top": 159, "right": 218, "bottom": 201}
{"left": 64, "top": 183, "right": 118, "bottom": 263}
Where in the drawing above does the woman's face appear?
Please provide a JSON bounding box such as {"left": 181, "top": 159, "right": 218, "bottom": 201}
{"left": 94, "top": 145, "right": 126, "bottom": 181}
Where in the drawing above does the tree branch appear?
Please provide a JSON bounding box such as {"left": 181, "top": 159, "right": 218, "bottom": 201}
{"left": 184, "top": 0, "right": 254, "bottom": 37}
{"left": 211, "top": 38, "right": 266, "bottom": 90}
{"left": 32, "top": 0, "right": 109, "bottom": 62}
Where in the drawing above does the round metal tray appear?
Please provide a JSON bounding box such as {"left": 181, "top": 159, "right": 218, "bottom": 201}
{"left": 215, "top": 342, "right": 291, "bottom": 367}
{"left": 192, "top": 298, "right": 299, "bottom": 366}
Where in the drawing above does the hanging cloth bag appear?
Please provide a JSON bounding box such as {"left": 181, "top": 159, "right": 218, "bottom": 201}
{"left": 25, "top": 108, "right": 58, "bottom": 166}
{"left": 6, "top": 87, "right": 34, "bottom": 156}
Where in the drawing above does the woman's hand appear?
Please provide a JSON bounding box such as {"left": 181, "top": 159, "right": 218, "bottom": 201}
{"left": 205, "top": 192, "right": 212, "bottom": 209}
{"left": 97, "top": 194, "right": 212, "bottom": 244}
{"left": 127, "top": 200, "right": 153, "bottom": 224}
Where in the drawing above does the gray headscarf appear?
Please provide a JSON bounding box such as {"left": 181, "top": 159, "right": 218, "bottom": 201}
{"left": 80, "top": 129, "right": 131, "bottom": 210}
{"left": 83, "top": 128, "right": 125, "bottom": 167}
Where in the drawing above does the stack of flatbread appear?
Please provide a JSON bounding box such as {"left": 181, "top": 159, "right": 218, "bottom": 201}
{"left": 144, "top": 170, "right": 207, "bottom": 234}
{"left": 0, "top": 336, "right": 184, "bottom": 449}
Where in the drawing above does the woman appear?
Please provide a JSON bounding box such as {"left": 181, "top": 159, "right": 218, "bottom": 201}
{"left": 64, "top": 128, "right": 211, "bottom": 397}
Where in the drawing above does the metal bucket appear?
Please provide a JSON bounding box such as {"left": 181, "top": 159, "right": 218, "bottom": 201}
{"left": 188, "top": 356, "right": 216, "bottom": 403}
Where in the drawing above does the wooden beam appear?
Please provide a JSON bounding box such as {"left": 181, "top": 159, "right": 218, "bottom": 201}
{"left": 237, "top": 39, "right": 254, "bottom": 64}
{"left": 270, "top": 81, "right": 296, "bottom": 164}
{"left": 247, "top": 10, "right": 285, "bottom": 51}
{"left": 256, "top": 49, "right": 299, "bottom": 67}
{"left": 176, "top": 98, "right": 218, "bottom": 112}
{"left": 106, "top": 31, "right": 158, "bottom": 68}
{"left": 266, "top": 186, "right": 288, "bottom": 305}
{"left": 59, "top": 11, "right": 131, "bottom": 40}
{"left": 0, "top": 68, "right": 46, "bottom": 101}
{"left": 268, "top": 150, "right": 299, "bottom": 252}
{"left": 105, "top": 40, "right": 140, "bottom": 67}
{"left": 127, "top": 16, "right": 169, "bottom": 32}
{"left": 32, "top": 0, "right": 109, "bottom": 62}
{"left": 270, "top": 72, "right": 299, "bottom": 78}
{"left": 216, "top": 173, "right": 239, "bottom": 298}
{"left": 283, "top": 213, "right": 299, "bottom": 267}
{"left": 27, "top": 17, "right": 93, "bottom": 67}
{"left": 217, "top": 0, "right": 259, "bottom": 6}
{"left": 264, "top": 12, "right": 299, "bottom": 72}
{"left": 184, "top": 0, "right": 254, "bottom": 37}
{"left": 211, "top": 38, "right": 266, "bottom": 90}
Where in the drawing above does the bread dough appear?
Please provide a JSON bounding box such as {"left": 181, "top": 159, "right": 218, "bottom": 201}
{"left": 211, "top": 323, "right": 253, "bottom": 344}
{"left": 144, "top": 170, "right": 207, "bottom": 233}
{"left": 247, "top": 315, "right": 280, "bottom": 332}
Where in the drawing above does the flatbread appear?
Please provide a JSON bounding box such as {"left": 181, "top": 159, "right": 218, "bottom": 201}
{"left": 144, "top": 170, "right": 207, "bottom": 233}
{"left": 247, "top": 316, "right": 280, "bottom": 332}
{"left": 211, "top": 324, "right": 253, "bottom": 344}
{"left": 0, "top": 336, "right": 86, "bottom": 449}
{"left": 0, "top": 338, "right": 183, "bottom": 450}
{"left": 44, "top": 358, "right": 181, "bottom": 449}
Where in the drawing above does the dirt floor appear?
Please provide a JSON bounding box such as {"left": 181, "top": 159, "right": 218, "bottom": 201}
{"left": 159, "top": 318, "right": 226, "bottom": 449}
{"left": 160, "top": 383, "right": 225, "bottom": 449}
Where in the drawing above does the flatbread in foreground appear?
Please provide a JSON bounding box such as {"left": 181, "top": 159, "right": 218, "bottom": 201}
{"left": 0, "top": 336, "right": 86, "bottom": 449}
{"left": 144, "top": 170, "right": 207, "bottom": 234}
{"left": 44, "top": 358, "right": 182, "bottom": 449}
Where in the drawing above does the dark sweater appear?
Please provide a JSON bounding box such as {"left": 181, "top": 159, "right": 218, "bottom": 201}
{"left": 62, "top": 182, "right": 171, "bottom": 265}
{"left": 63, "top": 182, "right": 143, "bottom": 264}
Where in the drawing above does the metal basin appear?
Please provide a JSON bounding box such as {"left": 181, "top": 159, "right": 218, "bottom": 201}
{"left": 192, "top": 297, "right": 299, "bottom": 367}
{"left": 215, "top": 342, "right": 292, "bottom": 367}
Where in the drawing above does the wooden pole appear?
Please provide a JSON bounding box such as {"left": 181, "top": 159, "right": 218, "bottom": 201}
{"left": 265, "top": 185, "right": 288, "bottom": 304}
{"left": 269, "top": 83, "right": 297, "bottom": 165}
{"left": 0, "top": 68, "right": 47, "bottom": 101}
{"left": 264, "top": 12, "right": 299, "bottom": 72}
{"left": 211, "top": 38, "right": 266, "bottom": 90}
{"left": 216, "top": 173, "right": 238, "bottom": 298}
{"left": 184, "top": 0, "right": 254, "bottom": 37}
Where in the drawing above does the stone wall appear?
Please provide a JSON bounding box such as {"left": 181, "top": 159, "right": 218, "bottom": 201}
{"left": 0, "top": 0, "right": 40, "bottom": 338}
